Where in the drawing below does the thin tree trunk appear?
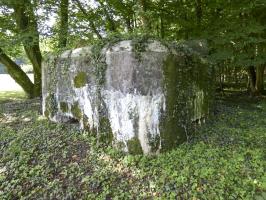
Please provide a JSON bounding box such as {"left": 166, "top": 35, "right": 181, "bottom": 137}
{"left": 0, "top": 48, "right": 34, "bottom": 98}
{"left": 139, "top": 0, "right": 151, "bottom": 31}
{"left": 158, "top": 0, "right": 165, "bottom": 38}
{"left": 247, "top": 66, "right": 256, "bottom": 94}
{"left": 255, "top": 65, "right": 265, "bottom": 94}
{"left": 58, "top": 0, "right": 69, "bottom": 48}
{"left": 13, "top": 1, "right": 42, "bottom": 97}
{"left": 195, "top": 0, "right": 202, "bottom": 26}
{"left": 125, "top": 18, "right": 132, "bottom": 32}
{"left": 160, "top": 14, "right": 165, "bottom": 38}
{"left": 247, "top": 65, "right": 265, "bottom": 95}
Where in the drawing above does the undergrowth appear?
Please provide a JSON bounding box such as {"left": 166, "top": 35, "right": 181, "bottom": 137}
{"left": 0, "top": 92, "right": 265, "bottom": 199}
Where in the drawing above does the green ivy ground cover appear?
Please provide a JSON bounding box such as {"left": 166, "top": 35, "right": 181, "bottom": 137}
{"left": 0, "top": 92, "right": 265, "bottom": 199}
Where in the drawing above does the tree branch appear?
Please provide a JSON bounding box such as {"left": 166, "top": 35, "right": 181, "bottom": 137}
{"left": 0, "top": 48, "right": 34, "bottom": 97}
{"left": 72, "top": 0, "right": 103, "bottom": 39}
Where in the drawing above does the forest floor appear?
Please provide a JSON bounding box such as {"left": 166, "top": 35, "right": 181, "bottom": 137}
{"left": 0, "top": 91, "right": 265, "bottom": 199}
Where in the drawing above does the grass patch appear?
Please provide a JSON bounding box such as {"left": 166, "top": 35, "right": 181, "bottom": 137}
{"left": 0, "top": 91, "right": 27, "bottom": 104}
{"left": 0, "top": 92, "right": 265, "bottom": 199}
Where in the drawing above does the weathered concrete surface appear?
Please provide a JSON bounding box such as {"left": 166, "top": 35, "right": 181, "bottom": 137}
{"left": 42, "top": 40, "right": 214, "bottom": 154}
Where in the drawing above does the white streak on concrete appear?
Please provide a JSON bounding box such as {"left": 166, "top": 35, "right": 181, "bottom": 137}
{"left": 103, "top": 90, "right": 165, "bottom": 153}
{"left": 74, "top": 86, "right": 99, "bottom": 130}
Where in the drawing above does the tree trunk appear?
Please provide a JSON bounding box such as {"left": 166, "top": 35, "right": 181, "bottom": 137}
{"left": 13, "top": 0, "right": 42, "bottom": 97}
{"left": 195, "top": 0, "right": 203, "bottom": 26}
{"left": 0, "top": 48, "right": 34, "bottom": 98}
{"left": 247, "top": 66, "right": 257, "bottom": 94}
{"left": 58, "top": 0, "right": 69, "bottom": 48}
{"left": 160, "top": 14, "right": 165, "bottom": 39}
{"left": 255, "top": 65, "right": 265, "bottom": 94}
{"left": 125, "top": 18, "right": 132, "bottom": 32}
{"left": 247, "top": 65, "right": 265, "bottom": 95}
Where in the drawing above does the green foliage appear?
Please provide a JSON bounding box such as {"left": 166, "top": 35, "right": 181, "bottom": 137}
{"left": 127, "top": 137, "right": 143, "bottom": 155}
{"left": 0, "top": 92, "right": 265, "bottom": 199}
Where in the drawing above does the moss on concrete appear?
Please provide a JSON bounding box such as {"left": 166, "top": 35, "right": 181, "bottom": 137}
{"left": 44, "top": 110, "right": 50, "bottom": 118}
{"left": 82, "top": 114, "right": 90, "bottom": 130}
{"left": 127, "top": 137, "right": 143, "bottom": 155}
{"left": 160, "top": 55, "right": 187, "bottom": 152}
{"left": 44, "top": 93, "right": 57, "bottom": 118}
{"left": 131, "top": 37, "right": 149, "bottom": 60}
{"left": 60, "top": 102, "right": 68, "bottom": 113}
{"left": 148, "top": 134, "right": 161, "bottom": 153}
{"left": 74, "top": 72, "right": 87, "bottom": 88}
{"left": 71, "top": 102, "right": 82, "bottom": 120}
{"left": 160, "top": 44, "right": 214, "bottom": 152}
{"left": 98, "top": 117, "right": 113, "bottom": 144}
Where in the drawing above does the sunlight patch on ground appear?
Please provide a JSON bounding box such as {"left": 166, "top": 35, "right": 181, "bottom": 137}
{"left": 0, "top": 91, "right": 26, "bottom": 104}
{"left": 0, "top": 74, "right": 33, "bottom": 103}
{"left": 0, "top": 74, "right": 33, "bottom": 91}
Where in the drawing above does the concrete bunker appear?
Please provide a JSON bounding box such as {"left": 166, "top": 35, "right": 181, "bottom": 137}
{"left": 42, "top": 40, "right": 214, "bottom": 154}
